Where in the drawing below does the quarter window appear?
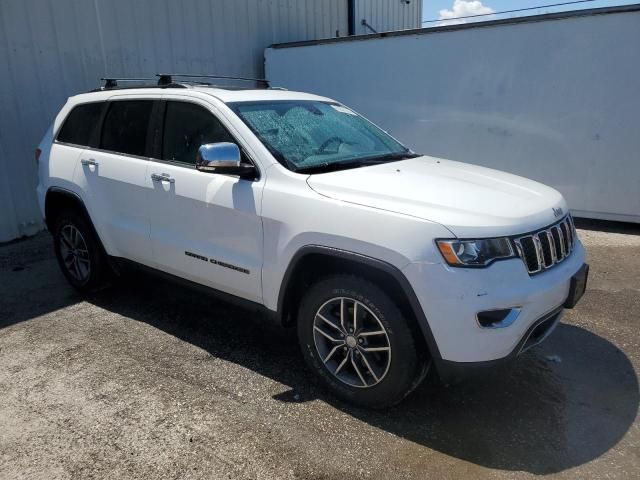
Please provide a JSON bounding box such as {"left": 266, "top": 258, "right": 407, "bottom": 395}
{"left": 162, "top": 101, "right": 235, "bottom": 165}
{"left": 57, "top": 102, "right": 104, "bottom": 146}
{"left": 100, "top": 100, "right": 154, "bottom": 156}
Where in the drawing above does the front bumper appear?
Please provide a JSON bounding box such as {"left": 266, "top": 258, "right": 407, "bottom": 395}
{"left": 435, "top": 305, "right": 564, "bottom": 383}
{"left": 402, "top": 240, "right": 586, "bottom": 367}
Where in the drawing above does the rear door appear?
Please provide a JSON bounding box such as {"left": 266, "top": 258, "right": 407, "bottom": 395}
{"left": 52, "top": 101, "right": 105, "bottom": 201}
{"left": 73, "top": 96, "right": 157, "bottom": 263}
{"left": 146, "top": 96, "right": 264, "bottom": 302}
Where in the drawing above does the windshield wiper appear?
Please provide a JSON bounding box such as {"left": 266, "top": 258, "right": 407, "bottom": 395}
{"left": 294, "top": 159, "right": 372, "bottom": 174}
{"left": 366, "top": 151, "right": 421, "bottom": 162}
{"left": 295, "top": 152, "right": 420, "bottom": 174}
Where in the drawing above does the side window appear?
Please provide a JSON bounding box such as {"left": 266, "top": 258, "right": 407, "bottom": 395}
{"left": 57, "top": 102, "right": 105, "bottom": 146}
{"left": 162, "top": 101, "right": 235, "bottom": 165}
{"left": 100, "top": 100, "right": 154, "bottom": 156}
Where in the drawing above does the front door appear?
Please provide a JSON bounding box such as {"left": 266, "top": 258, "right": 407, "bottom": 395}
{"left": 146, "top": 98, "right": 263, "bottom": 303}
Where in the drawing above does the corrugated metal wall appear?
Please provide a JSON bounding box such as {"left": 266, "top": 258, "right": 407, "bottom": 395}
{"left": 266, "top": 6, "right": 640, "bottom": 223}
{"left": 0, "top": 0, "right": 355, "bottom": 242}
{"left": 354, "top": 0, "right": 422, "bottom": 34}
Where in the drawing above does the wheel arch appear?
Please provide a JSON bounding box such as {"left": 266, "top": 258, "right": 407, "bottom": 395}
{"left": 45, "top": 187, "right": 88, "bottom": 229}
{"left": 44, "top": 187, "right": 109, "bottom": 257}
{"left": 277, "top": 245, "right": 442, "bottom": 362}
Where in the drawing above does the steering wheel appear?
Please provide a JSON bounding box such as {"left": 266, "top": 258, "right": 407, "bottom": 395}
{"left": 318, "top": 136, "right": 344, "bottom": 154}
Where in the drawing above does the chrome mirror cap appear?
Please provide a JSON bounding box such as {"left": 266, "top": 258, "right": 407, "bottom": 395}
{"left": 196, "top": 142, "right": 241, "bottom": 172}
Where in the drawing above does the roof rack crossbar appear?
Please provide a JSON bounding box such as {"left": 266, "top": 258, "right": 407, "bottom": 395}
{"left": 100, "top": 77, "right": 157, "bottom": 88}
{"left": 157, "top": 73, "right": 270, "bottom": 87}
{"left": 92, "top": 77, "right": 189, "bottom": 92}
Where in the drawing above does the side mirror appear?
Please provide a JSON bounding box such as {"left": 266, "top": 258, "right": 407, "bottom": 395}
{"left": 196, "top": 142, "right": 256, "bottom": 178}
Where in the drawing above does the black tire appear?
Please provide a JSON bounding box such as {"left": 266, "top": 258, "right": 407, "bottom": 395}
{"left": 297, "top": 274, "right": 426, "bottom": 408}
{"left": 52, "top": 209, "right": 109, "bottom": 292}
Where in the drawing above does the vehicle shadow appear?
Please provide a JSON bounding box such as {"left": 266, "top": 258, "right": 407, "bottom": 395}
{"left": 0, "top": 234, "right": 85, "bottom": 329}
{"left": 574, "top": 217, "right": 640, "bottom": 236}
{"left": 85, "top": 271, "right": 638, "bottom": 476}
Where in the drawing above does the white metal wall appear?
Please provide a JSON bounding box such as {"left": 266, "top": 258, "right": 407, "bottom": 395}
{"left": 266, "top": 6, "right": 640, "bottom": 223}
{"left": 0, "top": 0, "right": 355, "bottom": 242}
{"left": 354, "top": 0, "right": 422, "bottom": 34}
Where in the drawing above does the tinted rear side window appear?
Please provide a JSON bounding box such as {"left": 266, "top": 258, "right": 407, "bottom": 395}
{"left": 100, "top": 100, "right": 154, "bottom": 156}
{"left": 57, "top": 102, "right": 104, "bottom": 146}
{"left": 162, "top": 101, "right": 235, "bottom": 165}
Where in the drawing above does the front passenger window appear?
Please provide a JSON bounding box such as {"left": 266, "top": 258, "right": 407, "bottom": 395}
{"left": 162, "top": 102, "right": 235, "bottom": 165}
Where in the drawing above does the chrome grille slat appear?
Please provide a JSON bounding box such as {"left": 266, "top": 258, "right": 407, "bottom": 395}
{"left": 550, "top": 226, "right": 563, "bottom": 260}
{"left": 546, "top": 229, "right": 558, "bottom": 264}
{"left": 557, "top": 223, "right": 567, "bottom": 258}
{"left": 538, "top": 231, "right": 554, "bottom": 267}
{"left": 514, "top": 215, "right": 576, "bottom": 275}
{"left": 532, "top": 234, "right": 544, "bottom": 269}
{"left": 516, "top": 236, "right": 541, "bottom": 273}
{"left": 560, "top": 220, "right": 572, "bottom": 255}
{"left": 565, "top": 218, "right": 574, "bottom": 253}
{"left": 569, "top": 215, "right": 578, "bottom": 238}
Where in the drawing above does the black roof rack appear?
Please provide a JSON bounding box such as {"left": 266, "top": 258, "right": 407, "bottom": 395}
{"left": 100, "top": 77, "right": 156, "bottom": 88}
{"left": 90, "top": 74, "right": 276, "bottom": 93}
{"left": 157, "top": 73, "right": 270, "bottom": 88}
{"left": 92, "top": 77, "right": 188, "bottom": 92}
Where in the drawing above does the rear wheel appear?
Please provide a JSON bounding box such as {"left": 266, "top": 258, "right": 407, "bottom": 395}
{"left": 297, "top": 275, "right": 426, "bottom": 408}
{"left": 52, "top": 209, "right": 109, "bottom": 292}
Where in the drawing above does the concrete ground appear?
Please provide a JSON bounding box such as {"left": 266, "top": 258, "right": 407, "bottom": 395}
{"left": 0, "top": 221, "right": 638, "bottom": 479}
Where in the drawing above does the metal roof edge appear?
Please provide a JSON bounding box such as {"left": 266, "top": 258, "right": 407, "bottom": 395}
{"left": 268, "top": 3, "right": 640, "bottom": 50}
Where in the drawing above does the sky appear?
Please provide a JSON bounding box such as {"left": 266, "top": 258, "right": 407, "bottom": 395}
{"left": 422, "top": 0, "right": 639, "bottom": 25}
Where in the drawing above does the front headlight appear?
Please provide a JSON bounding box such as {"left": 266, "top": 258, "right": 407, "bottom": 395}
{"left": 436, "top": 238, "right": 515, "bottom": 267}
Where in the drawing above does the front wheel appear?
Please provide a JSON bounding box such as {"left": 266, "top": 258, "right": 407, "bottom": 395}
{"left": 297, "top": 275, "right": 426, "bottom": 408}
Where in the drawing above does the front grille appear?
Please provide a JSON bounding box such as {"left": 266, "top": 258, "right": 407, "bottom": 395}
{"left": 514, "top": 215, "right": 577, "bottom": 275}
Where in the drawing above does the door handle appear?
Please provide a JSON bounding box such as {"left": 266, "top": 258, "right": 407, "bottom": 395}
{"left": 151, "top": 173, "right": 175, "bottom": 184}
{"left": 80, "top": 158, "right": 99, "bottom": 167}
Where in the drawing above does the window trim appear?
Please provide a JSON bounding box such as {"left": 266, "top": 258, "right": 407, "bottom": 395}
{"left": 150, "top": 98, "right": 261, "bottom": 181}
{"left": 52, "top": 96, "right": 262, "bottom": 181}
{"left": 54, "top": 101, "right": 108, "bottom": 149}
{"left": 98, "top": 98, "right": 157, "bottom": 158}
{"left": 55, "top": 100, "right": 157, "bottom": 162}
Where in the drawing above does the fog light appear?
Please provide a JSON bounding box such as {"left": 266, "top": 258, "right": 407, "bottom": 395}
{"left": 477, "top": 308, "right": 521, "bottom": 328}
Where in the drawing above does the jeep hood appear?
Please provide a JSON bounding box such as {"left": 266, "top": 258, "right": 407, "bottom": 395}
{"left": 306, "top": 156, "right": 567, "bottom": 238}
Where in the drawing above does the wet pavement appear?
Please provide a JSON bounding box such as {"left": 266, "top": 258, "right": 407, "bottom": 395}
{"left": 0, "top": 221, "right": 638, "bottom": 479}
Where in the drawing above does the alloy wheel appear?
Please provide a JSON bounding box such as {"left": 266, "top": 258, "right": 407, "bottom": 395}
{"left": 59, "top": 224, "right": 91, "bottom": 283}
{"left": 313, "top": 297, "right": 391, "bottom": 388}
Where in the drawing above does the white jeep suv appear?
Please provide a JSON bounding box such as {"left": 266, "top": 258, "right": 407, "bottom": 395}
{"left": 36, "top": 76, "right": 588, "bottom": 408}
